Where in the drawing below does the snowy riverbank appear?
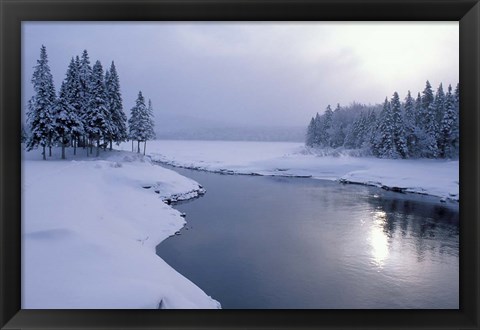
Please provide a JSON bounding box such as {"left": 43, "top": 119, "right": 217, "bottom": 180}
{"left": 120, "top": 140, "right": 459, "bottom": 201}
{"left": 22, "top": 147, "right": 220, "bottom": 309}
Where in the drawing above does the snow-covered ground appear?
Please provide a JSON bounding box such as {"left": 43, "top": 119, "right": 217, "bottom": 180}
{"left": 22, "top": 147, "right": 220, "bottom": 309}
{"left": 119, "top": 140, "right": 459, "bottom": 201}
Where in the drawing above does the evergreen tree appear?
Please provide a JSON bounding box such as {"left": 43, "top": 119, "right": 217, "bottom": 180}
{"left": 421, "top": 80, "right": 434, "bottom": 112}
{"left": 105, "top": 61, "right": 127, "bottom": 150}
{"left": 454, "top": 83, "right": 460, "bottom": 124}
{"left": 313, "top": 112, "right": 323, "bottom": 146}
{"left": 375, "top": 98, "right": 396, "bottom": 158}
{"left": 329, "top": 104, "right": 345, "bottom": 148}
{"left": 404, "top": 91, "right": 417, "bottom": 157}
{"left": 305, "top": 117, "right": 315, "bottom": 147}
{"left": 433, "top": 83, "right": 445, "bottom": 125}
{"left": 64, "top": 57, "right": 84, "bottom": 155}
{"left": 143, "top": 99, "right": 156, "bottom": 155}
{"left": 79, "top": 50, "right": 93, "bottom": 151}
{"left": 85, "top": 60, "right": 111, "bottom": 157}
{"left": 423, "top": 103, "right": 439, "bottom": 158}
{"left": 439, "top": 85, "right": 459, "bottom": 158}
{"left": 26, "top": 45, "right": 57, "bottom": 160}
{"left": 391, "top": 92, "right": 408, "bottom": 158}
{"left": 54, "top": 82, "right": 84, "bottom": 159}
{"left": 322, "top": 105, "right": 333, "bottom": 146}
{"left": 128, "top": 91, "right": 147, "bottom": 153}
{"left": 363, "top": 110, "right": 377, "bottom": 152}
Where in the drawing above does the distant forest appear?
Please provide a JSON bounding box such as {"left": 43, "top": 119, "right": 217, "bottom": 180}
{"left": 24, "top": 46, "right": 155, "bottom": 160}
{"left": 305, "top": 81, "right": 459, "bottom": 159}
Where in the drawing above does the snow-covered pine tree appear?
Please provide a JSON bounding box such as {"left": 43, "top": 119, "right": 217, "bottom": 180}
{"left": 54, "top": 81, "right": 84, "bottom": 159}
{"left": 313, "top": 112, "right": 323, "bottom": 146}
{"left": 403, "top": 91, "right": 417, "bottom": 157}
{"left": 143, "top": 99, "right": 156, "bottom": 155}
{"left": 305, "top": 117, "right": 316, "bottom": 147}
{"left": 420, "top": 80, "right": 439, "bottom": 158}
{"left": 26, "top": 45, "right": 57, "bottom": 160}
{"left": 85, "top": 60, "right": 112, "bottom": 157}
{"left": 421, "top": 80, "right": 434, "bottom": 112}
{"left": 329, "top": 104, "right": 346, "bottom": 148}
{"left": 128, "top": 91, "right": 147, "bottom": 153}
{"left": 64, "top": 57, "right": 84, "bottom": 155}
{"left": 454, "top": 83, "right": 460, "bottom": 125}
{"left": 414, "top": 92, "right": 423, "bottom": 127}
{"left": 363, "top": 109, "right": 377, "bottom": 153}
{"left": 439, "top": 84, "right": 459, "bottom": 158}
{"left": 375, "top": 98, "right": 396, "bottom": 158}
{"left": 423, "top": 104, "right": 439, "bottom": 158}
{"left": 433, "top": 83, "right": 445, "bottom": 125}
{"left": 105, "top": 61, "right": 127, "bottom": 150}
{"left": 343, "top": 117, "right": 358, "bottom": 149}
{"left": 322, "top": 105, "right": 333, "bottom": 147}
{"left": 79, "top": 50, "right": 93, "bottom": 152}
{"left": 391, "top": 91, "right": 408, "bottom": 158}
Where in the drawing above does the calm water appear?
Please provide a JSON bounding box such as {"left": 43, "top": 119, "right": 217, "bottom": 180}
{"left": 156, "top": 166, "right": 459, "bottom": 309}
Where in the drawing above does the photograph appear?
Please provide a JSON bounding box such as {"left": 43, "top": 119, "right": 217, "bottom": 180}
{"left": 21, "top": 21, "right": 459, "bottom": 309}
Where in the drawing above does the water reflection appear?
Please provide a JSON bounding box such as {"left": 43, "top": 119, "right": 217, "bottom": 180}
{"left": 365, "top": 192, "right": 459, "bottom": 264}
{"left": 369, "top": 211, "right": 389, "bottom": 267}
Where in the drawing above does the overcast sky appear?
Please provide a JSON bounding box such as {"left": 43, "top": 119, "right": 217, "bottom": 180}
{"left": 22, "top": 22, "right": 458, "bottom": 127}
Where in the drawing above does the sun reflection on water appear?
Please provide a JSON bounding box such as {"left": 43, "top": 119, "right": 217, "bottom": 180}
{"left": 369, "top": 211, "right": 389, "bottom": 268}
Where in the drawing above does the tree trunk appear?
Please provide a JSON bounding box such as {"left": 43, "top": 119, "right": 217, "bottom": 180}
{"left": 61, "top": 136, "right": 66, "bottom": 160}
{"left": 42, "top": 146, "right": 46, "bottom": 160}
{"left": 110, "top": 140, "right": 113, "bottom": 151}
{"left": 131, "top": 140, "right": 134, "bottom": 152}
{"left": 90, "top": 139, "right": 93, "bottom": 154}
{"left": 143, "top": 140, "right": 146, "bottom": 155}
{"left": 49, "top": 146, "right": 52, "bottom": 157}
{"left": 73, "top": 137, "right": 77, "bottom": 156}
{"left": 137, "top": 141, "right": 140, "bottom": 153}
{"left": 96, "top": 139, "right": 100, "bottom": 157}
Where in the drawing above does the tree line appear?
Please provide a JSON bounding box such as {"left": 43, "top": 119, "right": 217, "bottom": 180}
{"left": 305, "top": 81, "right": 459, "bottom": 159}
{"left": 26, "top": 45, "right": 155, "bottom": 160}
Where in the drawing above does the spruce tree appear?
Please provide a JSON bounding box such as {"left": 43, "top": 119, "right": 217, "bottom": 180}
{"left": 375, "top": 98, "right": 396, "bottom": 158}
{"left": 85, "top": 60, "right": 111, "bottom": 157}
{"left": 433, "top": 83, "right": 445, "bottom": 124}
{"left": 439, "top": 85, "right": 459, "bottom": 158}
{"left": 404, "top": 91, "right": 417, "bottom": 157}
{"left": 313, "top": 112, "right": 323, "bottom": 146}
{"left": 305, "top": 117, "right": 315, "bottom": 147}
{"left": 26, "top": 45, "right": 57, "bottom": 160}
{"left": 391, "top": 92, "right": 408, "bottom": 158}
{"left": 329, "top": 104, "right": 345, "bottom": 148}
{"left": 143, "top": 99, "right": 156, "bottom": 155}
{"left": 54, "top": 82, "right": 84, "bottom": 159}
{"left": 105, "top": 61, "right": 127, "bottom": 150}
{"left": 128, "top": 91, "right": 146, "bottom": 153}
{"left": 79, "top": 50, "right": 93, "bottom": 152}
{"left": 64, "top": 57, "right": 84, "bottom": 155}
{"left": 322, "top": 105, "right": 333, "bottom": 147}
{"left": 421, "top": 80, "right": 434, "bottom": 112}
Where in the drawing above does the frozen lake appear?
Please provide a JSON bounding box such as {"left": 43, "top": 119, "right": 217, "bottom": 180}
{"left": 156, "top": 166, "right": 459, "bottom": 309}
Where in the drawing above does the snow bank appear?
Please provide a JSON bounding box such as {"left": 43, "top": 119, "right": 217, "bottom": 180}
{"left": 22, "top": 147, "right": 220, "bottom": 309}
{"left": 119, "top": 140, "right": 459, "bottom": 201}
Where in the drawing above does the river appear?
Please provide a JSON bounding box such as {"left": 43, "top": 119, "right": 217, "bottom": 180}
{"left": 156, "top": 166, "right": 459, "bottom": 309}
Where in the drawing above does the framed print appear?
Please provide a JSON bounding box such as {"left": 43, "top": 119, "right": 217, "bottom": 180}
{"left": 1, "top": 0, "right": 479, "bottom": 329}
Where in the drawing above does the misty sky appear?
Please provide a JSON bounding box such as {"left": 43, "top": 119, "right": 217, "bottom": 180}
{"left": 22, "top": 22, "right": 458, "bottom": 127}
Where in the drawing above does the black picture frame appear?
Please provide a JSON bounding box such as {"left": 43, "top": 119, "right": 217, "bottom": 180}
{"left": 1, "top": 0, "right": 479, "bottom": 329}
